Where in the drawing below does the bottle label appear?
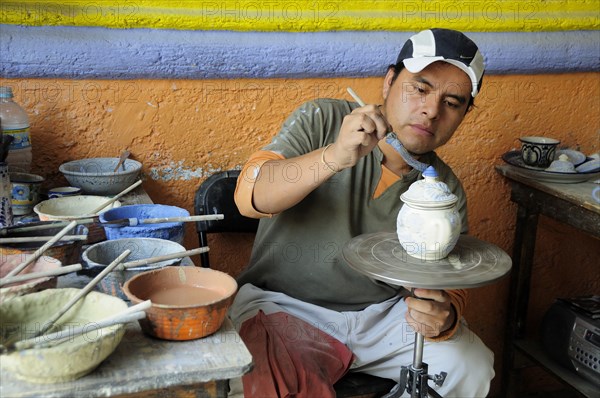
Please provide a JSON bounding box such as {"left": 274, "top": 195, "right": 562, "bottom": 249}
{"left": 2, "top": 127, "right": 31, "bottom": 149}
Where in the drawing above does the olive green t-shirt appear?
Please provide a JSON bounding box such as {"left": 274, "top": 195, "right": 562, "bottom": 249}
{"left": 237, "top": 99, "right": 468, "bottom": 311}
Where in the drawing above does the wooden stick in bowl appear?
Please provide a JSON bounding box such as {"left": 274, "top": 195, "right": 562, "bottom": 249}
{"left": 0, "top": 263, "right": 83, "bottom": 287}
{"left": 0, "top": 235, "right": 88, "bottom": 244}
{"left": 2, "top": 220, "right": 78, "bottom": 279}
{"left": 8, "top": 300, "right": 151, "bottom": 353}
{"left": 0, "top": 218, "right": 96, "bottom": 236}
{"left": 120, "top": 247, "right": 210, "bottom": 270}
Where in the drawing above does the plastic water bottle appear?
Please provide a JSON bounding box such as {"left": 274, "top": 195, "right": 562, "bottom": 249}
{"left": 0, "top": 86, "right": 32, "bottom": 172}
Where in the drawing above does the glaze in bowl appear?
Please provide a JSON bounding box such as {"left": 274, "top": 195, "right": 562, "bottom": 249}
{"left": 122, "top": 266, "right": 237, "bottom": 341}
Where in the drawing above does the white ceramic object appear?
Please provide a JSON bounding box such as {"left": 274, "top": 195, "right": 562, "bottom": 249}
{"left": 555, "top": 149, "right": 586, "bottom": 166}
{"left": 502, "top": 151, "right": 600, "bottom": 183}
{"left": 545, "top": 154, "right": 576, "bottom": 173}
{"left": 48, "top": 186, "right": 82, "bottom": 199}
{"left": 0, "top": 288, "right": 127, "bottom": 383}
{"left": 576, "top": 159, "right": 600, "bottom": 173}
{"left": 33, "top": 195, "right": 121, "bottom": 221}
{"left": 396, "top": 167, "right": 461, "bottom": 261}
{"left": 519, "top": 136, "right": 560, "bottom": 168}
{"left": 59, "top": 157, "right": 142, "bottom": 195}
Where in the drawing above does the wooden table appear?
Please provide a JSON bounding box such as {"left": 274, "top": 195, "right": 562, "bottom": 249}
{"left": 1, "top": 184, "right": 253, "bottom": 397}
{"left": 496, "top": 165, "right": 600, "bottom": 397}
{"left": 0, "top": 319, "right": 253, "bottom": 398}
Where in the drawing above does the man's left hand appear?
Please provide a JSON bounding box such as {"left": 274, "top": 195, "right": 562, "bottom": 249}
{"left": 403, "top": 288, "right": 456, "bottom": 338}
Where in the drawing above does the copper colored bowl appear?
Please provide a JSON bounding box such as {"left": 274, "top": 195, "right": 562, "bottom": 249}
{"left": 122, "top": 266, "right": 237, "bottom": 341}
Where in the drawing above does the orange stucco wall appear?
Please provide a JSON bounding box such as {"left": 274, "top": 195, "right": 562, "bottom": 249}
{"left": 3, "top": 73, "right": 599, "bottom": 394}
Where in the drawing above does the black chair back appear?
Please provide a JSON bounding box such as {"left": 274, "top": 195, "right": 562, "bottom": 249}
{"left": 194, "top": 170, "right": 259, "bottom": 268}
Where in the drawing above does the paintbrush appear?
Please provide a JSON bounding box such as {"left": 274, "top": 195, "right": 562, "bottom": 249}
{"left": 346, "top": 87, "right": 429, "bottom": 172}
{"left": 0, "top": 214, "right": 224, "bottom": 236}
{"left": 101, "top": 214, "right": 224, "bottom": 228}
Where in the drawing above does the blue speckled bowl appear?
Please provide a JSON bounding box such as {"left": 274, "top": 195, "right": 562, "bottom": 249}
{"left": 59, "top": 157, "right": 142, "bottom": 195}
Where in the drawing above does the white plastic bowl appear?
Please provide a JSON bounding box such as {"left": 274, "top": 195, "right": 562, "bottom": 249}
{"left": 59, "top": 157, "right": 142, "bottom": 195}
{"left": 33, "top": 195, "right": 122, "bottom": 221}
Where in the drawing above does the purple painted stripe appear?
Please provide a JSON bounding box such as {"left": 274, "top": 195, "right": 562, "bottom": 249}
{"left": 0, "top": 25, "right": 598, "bottom": 79}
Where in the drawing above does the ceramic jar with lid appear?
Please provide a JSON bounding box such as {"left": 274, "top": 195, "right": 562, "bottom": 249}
{"left": 396, "top": 166, "right": 461, "bottom": 261}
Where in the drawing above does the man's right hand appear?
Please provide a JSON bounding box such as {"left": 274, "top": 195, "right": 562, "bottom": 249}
{"left": 325, "top": 104, "right": 391, "bottom": 171}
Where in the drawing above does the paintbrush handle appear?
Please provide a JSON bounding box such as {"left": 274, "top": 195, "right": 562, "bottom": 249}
{"left": 347, "top": 87, "right": 366, "bottom": 106}
{"left": 101, "top": 214, "right": 225, "bottom": 228}
{"left": 36, "top": 249, "right": 131, "bottom": 337}
{"left": 14, "top": 309, "right": 148, "bottom": 352}
{"left": 121, "top": 247, "right": 209, "bottom": 269}
{"left": 0, "top": 264, "right": 82, "bottom": 287}
{"left": 89, "top": 179, "right": 143, "bottom": 214}
{"left": 0, "top": 219, "right": 96, "bottom": 236}
{"left": 141, "top": 214, "right": 224, "bottom": 224}
{"left": 3, "top": 220, "right": 78, "bottom": 279}
{"left": 0, "top": 235, "right": 88, "bottom": 244}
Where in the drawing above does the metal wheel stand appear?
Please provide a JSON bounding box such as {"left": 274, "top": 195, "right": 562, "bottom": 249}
{"left": 382, "top": 332, "right": 447, "bottom": 398}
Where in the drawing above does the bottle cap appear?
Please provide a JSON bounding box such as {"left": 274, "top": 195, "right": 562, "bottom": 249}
{"left": 0, "top": 87, "right": 14, "bottom": 99}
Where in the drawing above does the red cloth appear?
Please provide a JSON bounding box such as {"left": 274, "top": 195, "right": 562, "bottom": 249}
{"left": 239, "top": 311, "right": 354, "bottom": 397}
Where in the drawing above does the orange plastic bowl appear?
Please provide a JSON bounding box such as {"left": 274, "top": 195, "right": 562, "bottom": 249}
{"left": 122, "top": 266, "right": 237, "bottom": 341}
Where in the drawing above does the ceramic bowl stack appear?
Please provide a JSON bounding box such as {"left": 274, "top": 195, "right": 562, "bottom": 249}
{"left": 0, "top": 288, "right": 127, "bottom": 383}
{"left": 81, "top": 238, "right": 187, "bottom": 300}
{"left": 122, "top": 266, "right": 237, "bottom": 340}
{"left": 59, "top": 157, "right": 142, "bottom": 195}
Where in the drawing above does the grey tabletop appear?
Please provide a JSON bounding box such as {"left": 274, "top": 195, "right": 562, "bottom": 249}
{"left": 0, "top": 317, "right": 252, "bottom": 398}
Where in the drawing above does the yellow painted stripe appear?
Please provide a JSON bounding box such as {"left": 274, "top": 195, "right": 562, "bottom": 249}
{"left": 1, "top": 1, "right": 598, "bottom": 31}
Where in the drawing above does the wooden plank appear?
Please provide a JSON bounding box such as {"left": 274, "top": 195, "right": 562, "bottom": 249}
{"left": 495, "top": 165, "right": 600, "bottom": 215}
{"left": 119, "top": 185, "right": 153, "bottom": 206}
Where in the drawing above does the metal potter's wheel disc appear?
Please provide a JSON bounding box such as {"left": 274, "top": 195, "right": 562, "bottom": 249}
{"left": 343, "top": 232, "right": 512, "bottom": 289}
